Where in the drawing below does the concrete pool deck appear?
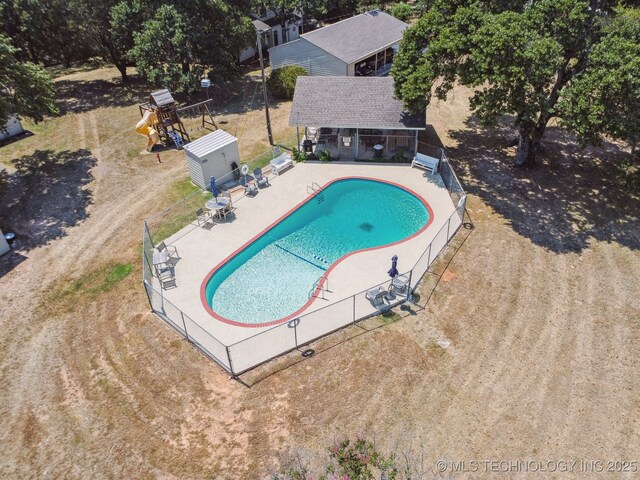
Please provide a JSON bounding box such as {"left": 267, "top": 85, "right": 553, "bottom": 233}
{"left": 155, "top": 162, "right": 458, "bottom": 347}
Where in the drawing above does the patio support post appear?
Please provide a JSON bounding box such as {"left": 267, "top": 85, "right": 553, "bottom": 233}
{"left": 256, "top": 29, "right": 274, "bottom": 146}
{"left": 355, "top": 128, "right": 359, "bottom": 159}
{"left": 296, "top": 127, "right": 300, "bottom": 151}
{"left": 414, "top": 130, "right": 419, "bottom": 155}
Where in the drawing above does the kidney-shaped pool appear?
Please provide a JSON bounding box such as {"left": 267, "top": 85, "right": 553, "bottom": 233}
{"left": 201, "top": 177, "right": 433, "bottom": 326}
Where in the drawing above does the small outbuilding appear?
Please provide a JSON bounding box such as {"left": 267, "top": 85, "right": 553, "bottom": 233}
{"left": 0, "top": 115, "right": 25, "bottom": 142}
{"left": 183, "top": 130, "right": 240, "bottom": 190}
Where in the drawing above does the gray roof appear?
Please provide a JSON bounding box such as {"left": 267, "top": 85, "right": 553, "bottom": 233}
{"left": 289, "top": 76, "right": 425, "bottom": 130}
{"left": 252, "top": 19, "right": 270, "bottom": 31}
{"left": 301, "top": 10, "right": 407, "bottom": 64}
{"left": 150, "top": 89, "right": 174, "bottom": 106}
{"left": 183, "top": 129, "right": 237, "bottom": 158}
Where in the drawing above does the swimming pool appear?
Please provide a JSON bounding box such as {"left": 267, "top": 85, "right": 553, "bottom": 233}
{"left": 201, "top": 177, "right": 432, "bottom": 326}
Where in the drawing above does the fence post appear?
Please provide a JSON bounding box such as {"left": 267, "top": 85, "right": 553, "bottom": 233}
{"left": 143, "top": 281, "right": 153, "bottom": 311}
{"left": 426, "top": 243, "right": 432, "bottom": 269}
{"left": 294, "top": 321, "right": 299, "bottom": 349}
{"left": 226, "top": 346, "right": 235, "bottom": 377}
{"left": 352, "top": 294, "right": 356, "bottom": 325}
{"left": 180, "top": 311, "right": 190, "bottom": 341}
{"left": 407, "top": 270, "right": 414, "bottom": 302}
{"left": 446, "top": 216, "right": 451, "bottom": 241}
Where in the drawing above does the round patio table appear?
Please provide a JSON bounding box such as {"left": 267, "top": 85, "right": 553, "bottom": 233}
{"left": 205, "top": 197, "right": 230, "bottom": 219}
{"left": 373, "top": 144, "right": 384, "bottom": 158}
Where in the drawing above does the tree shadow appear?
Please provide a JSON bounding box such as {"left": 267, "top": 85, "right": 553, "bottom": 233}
{"left": 447, "top": 117, "right": 640, "bottom": 253}
{"left": 53, "top": 76, "right": 151, "bottom": 116}
{"left": 53, "top": 67, "right": 278, "bottom": 119}
{"left": 0, "top": 149, "right": 96, "bottom": 255}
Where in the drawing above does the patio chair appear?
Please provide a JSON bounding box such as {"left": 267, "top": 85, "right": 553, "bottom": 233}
{"left": 195, "top": 208, "right": 214, "bottom": 228}
{"left": 253, "top": 168, "right": 270, "bottom": 188}
{"left": 155, "top": 265, "right": 176, "bottom": 289}
{"left": 157, "top": 241, "right": 179, "bottom": 266}
{"left": 219, "top": 202, "right": 236, "bottom": 221}
{"left": 365, "top": 285, "right": 390, "bottom": 308}
{"left": 390, "top": 274, "right": 410, "bottom": 296}
{"left": 240, "top": 176, "right": 258, "bottom": 196}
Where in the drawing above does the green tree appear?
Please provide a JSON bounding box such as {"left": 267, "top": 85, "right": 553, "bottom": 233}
{"left": 557, "top": 10, "right": 640, "bottom": 159}
{"left": 252, "top": 0, "right": 328, "bottom": 33}
{"left": 267, "top": 64, "right": 307, "bottom": 99}
{"left": 0, "top": 35, "right": 58, "bottom": 126}
{"left": 0, "top": 0, "right": 92, "bottom": 66}
{"left": 389, "top": 2, "right": 413, "bottom": 21}
{"left": 130, "top": 0, "right": 253, "bottom": 92}
{"left": 68, "top": 0, "right": 146, "bottom": 82}
{"left": 392, "top": 0, "right": 640, "bottom": 166}
{"left": 130, "top": 5, "right": 195, "bottom": 91}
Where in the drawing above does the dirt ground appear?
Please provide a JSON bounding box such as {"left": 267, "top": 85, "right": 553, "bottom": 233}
{"left": 0, "top": 67, "right": 638, "bottom": 479}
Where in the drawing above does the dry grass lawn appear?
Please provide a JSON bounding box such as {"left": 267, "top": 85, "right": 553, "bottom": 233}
{"left": 0, "top": 67, "right": 638, "bottom": 479}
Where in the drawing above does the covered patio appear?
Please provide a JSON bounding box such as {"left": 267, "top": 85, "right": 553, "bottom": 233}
{"left": 291, "top": 76, "right": 426, "bottom": 161}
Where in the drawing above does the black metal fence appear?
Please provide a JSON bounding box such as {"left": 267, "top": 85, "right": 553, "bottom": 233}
{"left": 142, "top": 146, "right": 467, "bottom": 376}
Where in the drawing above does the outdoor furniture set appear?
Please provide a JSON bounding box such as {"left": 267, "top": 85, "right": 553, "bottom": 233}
{"left": 365, "top": 273, "right": 410, "bottom": 308}
{"left": 153, "top": 241, "right": 180, "bottom": 289}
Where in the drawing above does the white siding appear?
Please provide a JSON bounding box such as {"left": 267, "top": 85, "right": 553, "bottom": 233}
{"left": 269, "top": 38, "right": 347, "bottom": 76}
{"left": 185, "top": 143, "right": 240, "bottom": 190}
{"left": 0, "top": 115, "right": 24, "bottom": 141}
{"left": 239, "top": 45, "right": 256, "bottom": 63}
{"left": 183, "top": 130, "right": 241, "bottom": 190}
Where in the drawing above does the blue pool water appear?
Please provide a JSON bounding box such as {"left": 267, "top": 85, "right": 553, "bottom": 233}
{"left": 203, "top": 178, "right": 430, "bottom": 325}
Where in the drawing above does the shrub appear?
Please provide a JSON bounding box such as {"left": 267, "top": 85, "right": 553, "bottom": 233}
{"left": 319, "top": 149, "right": 331, "bottom": 162}
{"left": 267, "top": 65, "right": 308, "bottom": 100}
{"left": 390, "top": 2, "right": 413, "bottom": 22}
{"left": 292, "top": 148, "right": 306, "bottom": 163}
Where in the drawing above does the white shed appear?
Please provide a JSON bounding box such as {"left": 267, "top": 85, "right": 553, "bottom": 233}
{"left": 183, "top": 130, "right": 240, "bottom": 190}
{"left": 0, "top": 115, "right": 25, "bottom": 142}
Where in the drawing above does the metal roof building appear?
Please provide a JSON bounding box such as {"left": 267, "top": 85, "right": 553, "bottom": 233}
{"left": 269, "top": 10, "right": 408, "bottom": 77}
{"left": 183, "top": 130, "right": 240, "bottom": 190}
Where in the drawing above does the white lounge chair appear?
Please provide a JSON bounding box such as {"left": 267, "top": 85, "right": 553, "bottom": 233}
{"left": 195, "top": 208, "right": 214, "bottom": 228}
{"left": 270, "top": 152, "right": 293, "bottom": 176}
{"left": 253, "top": 167, "right": 270, "bottom": 188}
{"left": 155, "top": 265, "right": 176, "bottom": 289}
{"left": 365, "top": 285, "right": 390, "bottom": 308}
{"left": 157, "top": 241, "right": 179, "bottom": 266}
{"left": 240, "top": 176, "right": 258, "bottom": 196}
{"left": 390, "top": 274, "right": 410, "bottom": 296}
{"left": 412, "top": 152, "right": 440, "bottom": 175}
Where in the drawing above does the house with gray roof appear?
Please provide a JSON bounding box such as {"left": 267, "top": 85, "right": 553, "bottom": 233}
{"left": 239, "top": 10, "right": 305, "bottom": 63}
{"left": 290, "top": 76, "right": 425, "bottom": 161}
{"left": 270, "top": 10, "right": 408, "bottom": 77}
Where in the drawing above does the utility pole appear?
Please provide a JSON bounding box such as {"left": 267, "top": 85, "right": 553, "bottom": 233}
{"left": 256, "top": 29, "right": 274, "bottom": 146}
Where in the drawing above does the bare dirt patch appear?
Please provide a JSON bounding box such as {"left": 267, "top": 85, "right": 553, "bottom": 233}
{"left": 0, "top": 70, "right": 638, "bottom": 479}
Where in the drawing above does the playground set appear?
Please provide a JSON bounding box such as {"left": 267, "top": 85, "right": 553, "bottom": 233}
{"left": 136, "top": 89, "right": 217, "bottom": 152}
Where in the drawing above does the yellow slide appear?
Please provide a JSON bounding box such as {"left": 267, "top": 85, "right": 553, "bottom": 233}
{"left": 135, "top": 111, "right": 160, "bottom": 152}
